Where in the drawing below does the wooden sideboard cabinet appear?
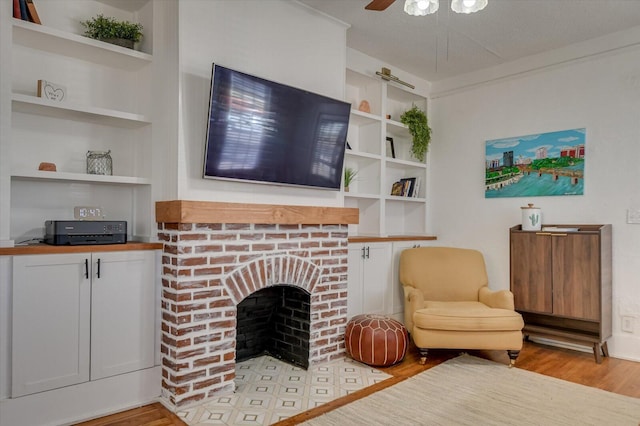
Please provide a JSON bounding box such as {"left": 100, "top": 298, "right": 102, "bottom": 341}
{"left": 509, "top": 224, "right": 612, "bottom": 363}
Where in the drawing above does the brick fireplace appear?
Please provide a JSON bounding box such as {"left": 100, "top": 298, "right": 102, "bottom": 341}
{"left": 156, "top": 200, "right": 358, "bottom": 409}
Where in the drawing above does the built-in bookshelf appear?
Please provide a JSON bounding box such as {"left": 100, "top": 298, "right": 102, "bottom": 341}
{"left": 1, "top": 0, "right": 157, "bottom": 244}
{"left": 343, "top": 68, "right": 428, "bottom": 237}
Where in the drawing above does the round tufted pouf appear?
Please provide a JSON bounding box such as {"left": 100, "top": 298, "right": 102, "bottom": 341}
{"left": 345, "top": 314, "right": 408, "bottom": 367}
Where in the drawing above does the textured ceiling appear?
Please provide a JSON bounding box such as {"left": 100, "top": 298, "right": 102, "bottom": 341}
{"left": 298, "top": 0, "right": 640, "bottom": 82}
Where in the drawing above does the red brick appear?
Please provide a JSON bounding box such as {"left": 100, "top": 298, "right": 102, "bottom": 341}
{"left": 178, "top": 246, "right": 193, "bottom": 254}
{"left": 238, "top": 233, "right": 264, "bottom": 241}
{"left": 179, "top": 233, "right": 208, "bottom": 241}
{"left": 175, "top": 392, "right": 206, "bottom": 407}
{"left": 225, "top": 244, "right": 250, "bottom": 252}
{"left": 193, "top": 376, "right": 222, "bottom": 390}
{"left": 176, "top": 347, "right": 206, "bottom": 360}
{"left": 193, "top": 289, "right": 219, "bottom": 300}
{"left": 278, "top": 242, "right": 300, "bottom": 250}
{"left": 209, "top": 298, "right": 234, "bottom": 308}
{"left": 176, "top": 324, "right": 207, "bottom": 336}
{"left": 252, "top": 243, "right": 276, "bottom": 251}
{"left": 193, "top": 266, "right": 223, "bottom": 276}
{"left": 193, "top": 354, "right": 222, "bottom": 367}
{"left": 226, "top": 224, "right": 251, "bottom": 230}
{"left": 239, "top": 254, "right": 262, "bottom": 263}
{"left": 163, "top": 245, "right": 178, "bottom": 255}
{"left": 195, "top": 223, "right": 223, "bottom": 231}
{"left": 265, "top": 233, "right": 287, "bottom": 239}
{"left": 210, "top": 234, "right": 237, "bottom": 241}
{"left": 210, "top": 255, "right": 237, "bottom": 265}
{"left": 176, "top": 302, "right": 207, "bottom": 313}
{"left": 177, "top": 280, "right": 208, "bottom": 290}
{"left": 194, "top": 244, "right": 224, "bottom": 253}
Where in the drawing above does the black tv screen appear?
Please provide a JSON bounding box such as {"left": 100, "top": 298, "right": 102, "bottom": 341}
{"left": 203, "top": 64, "right": 351, "bottom": 190}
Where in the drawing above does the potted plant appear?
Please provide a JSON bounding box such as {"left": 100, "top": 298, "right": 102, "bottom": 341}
{"left": 343, "top": 167, "right": 358, "bottom": 192}
{"left": 400, "top": 105, "right": 432, "bottom": 162}
{"left": 80, "top": 14, "right": 143, "bottom": 49}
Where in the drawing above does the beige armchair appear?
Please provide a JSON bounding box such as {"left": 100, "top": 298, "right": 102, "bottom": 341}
{"left": 399, "top": 247, "right": 524, "bottom": 366}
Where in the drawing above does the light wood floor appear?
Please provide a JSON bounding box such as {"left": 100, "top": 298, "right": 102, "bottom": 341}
{"left": 76, "top": 340, "right": 640, "bottom": 426}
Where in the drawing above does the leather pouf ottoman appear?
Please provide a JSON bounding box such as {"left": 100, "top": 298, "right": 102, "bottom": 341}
{"left": 345, "top": 314, "right": 408, "bottom": 367}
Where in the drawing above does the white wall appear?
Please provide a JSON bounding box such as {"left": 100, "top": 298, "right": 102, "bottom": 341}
{"left": 174, "top": 0, "right": 349, "bottom": 206}
{"left": 428, "top": 35, "right": 640, "bottom": 361}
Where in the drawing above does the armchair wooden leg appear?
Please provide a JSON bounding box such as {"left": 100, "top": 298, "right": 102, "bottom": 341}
{"left": 507, "top": 350, "right": 520, "bottom": 368}
{"left": 419, "top": 348, "right": 429, "bottom": 365}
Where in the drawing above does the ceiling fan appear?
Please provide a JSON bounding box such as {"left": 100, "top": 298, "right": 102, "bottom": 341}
{"left": 365, "top": 0, "right": 488, "bottom": 14}
{"left": 365, "top": 0, "right": 396, "bottom": 11}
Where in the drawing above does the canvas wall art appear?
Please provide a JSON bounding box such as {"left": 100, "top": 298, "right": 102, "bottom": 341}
{"left": 485, "top": 128, "right": 585, "bottom": 198}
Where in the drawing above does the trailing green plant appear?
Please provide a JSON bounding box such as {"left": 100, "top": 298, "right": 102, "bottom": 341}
{"left": 400, "top": 105, "right": 431, "bottom": 162}
{"left": 343, "top": 167, "right": 358, "bottom": 189}
{"left": 80, "top": 14, "right": 143, "bottom": 43}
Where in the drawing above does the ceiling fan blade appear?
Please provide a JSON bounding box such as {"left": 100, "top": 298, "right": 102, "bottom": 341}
{"left": 365, "top": 0, "right": 396, "bottom": 11}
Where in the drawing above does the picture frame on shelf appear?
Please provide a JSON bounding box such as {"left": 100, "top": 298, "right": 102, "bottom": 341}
{"left": 386, "top": 137, "right": 395, "bottom": 159}
{"left": 37, "top": 80, "right": 66, "bottom": 102}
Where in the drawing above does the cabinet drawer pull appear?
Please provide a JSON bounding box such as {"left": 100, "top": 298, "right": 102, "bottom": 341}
{"left": 551, "top": 233, "right": 568, "bottom": 237}
{"left": 535, "top": 232, "right": 552, "bottom": 236}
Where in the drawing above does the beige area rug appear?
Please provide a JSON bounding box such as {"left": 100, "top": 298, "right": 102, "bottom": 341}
{"left": 301, "top": 354, "right": 640, "bottom": 426}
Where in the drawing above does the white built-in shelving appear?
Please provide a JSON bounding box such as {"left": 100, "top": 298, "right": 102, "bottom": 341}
{"left": 343, "top": 68, "right": 428, "bottom": 237}
{"left": 2, "top": 0, "right": 157, "bottom": 243}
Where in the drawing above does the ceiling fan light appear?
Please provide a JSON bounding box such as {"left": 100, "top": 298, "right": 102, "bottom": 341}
{"left": 451, "top": 0, "right": 488, "bottom": 14}
{"left": 404, "top": 0, "right": 439, "bottom": 16}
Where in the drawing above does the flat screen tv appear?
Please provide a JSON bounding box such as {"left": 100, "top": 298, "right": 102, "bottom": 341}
{"left": 203, "top": 64, "right": 351, "bottom": 190}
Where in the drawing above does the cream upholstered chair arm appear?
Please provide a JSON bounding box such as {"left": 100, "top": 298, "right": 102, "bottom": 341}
{"left": 403, "top": 286, "right": 424, "bottom": 334}
{"left": 479, "top": 286, "right": 515, "bottom": 310}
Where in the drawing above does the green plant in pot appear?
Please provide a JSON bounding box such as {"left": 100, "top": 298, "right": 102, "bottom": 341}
{"left": 343, "top": 167, "right": 358, "bottom": 192}
{"left": 80, "top": 14, "right": 143, "bottom": 49}
{"left": 400, "top": 105, "right": 431, "bottom": 162}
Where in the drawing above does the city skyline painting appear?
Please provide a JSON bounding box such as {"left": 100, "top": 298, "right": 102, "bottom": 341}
{"left": 485, "top": 128, "right": 586, "bottom": 198}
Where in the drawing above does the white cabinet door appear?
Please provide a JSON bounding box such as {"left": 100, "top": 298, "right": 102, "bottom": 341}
{"left": 347, "top": 243, "right": 392, "bottom": 319}
{"left": 90, "top": 250, "right": 156, "bottom": 380}
{"left": 347, "top": 245, "right": 366, "bottom": 319}
{"left": 12, "top": 254, "right": 90, "bottom": 397}
{"left": 391, "top": 240, "right": 433, "bottom": 323}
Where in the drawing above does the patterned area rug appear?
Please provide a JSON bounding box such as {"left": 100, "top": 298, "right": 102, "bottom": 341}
{"left": 177, "top": 355, "right": 391, "bottom": 425}
{"left": 301, "top": 354, "right": 640, "bottom": 426}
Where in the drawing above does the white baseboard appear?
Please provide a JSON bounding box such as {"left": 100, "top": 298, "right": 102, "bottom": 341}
{"left": 0, "top": 367, "right": 161, "bottom": 426}
{"left": 608, "top": 333, "right": 640, "bottom": 362}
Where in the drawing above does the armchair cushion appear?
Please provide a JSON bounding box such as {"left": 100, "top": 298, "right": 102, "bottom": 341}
{"left": 414, "top": 301, "right": 524, "bottom": 331}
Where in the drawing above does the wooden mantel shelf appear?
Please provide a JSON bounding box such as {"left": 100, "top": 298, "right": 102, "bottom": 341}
{"left": 155, "top": 200, "right": 360, "bottom": 225}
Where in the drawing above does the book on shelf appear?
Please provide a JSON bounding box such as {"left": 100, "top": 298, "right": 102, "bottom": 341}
{"left": 391, "top": 181, "right": 404, "bottom": 196}
{"left": 412, "top": 176, "right": 421, "bottom": 198}
{"left": 26, "top": 0, "right": 41, "bottom": 24}
{"left": 390, "top": 177, "right": 418, "bottom": 197}
{"left": 18, "top": 0, "right": 28, "bottom": 21}
{"left": 14, "top": 0, "right": 41, "bottom": 24}
{"left": 13, "top": 0, "right": 21, "bottom": 19}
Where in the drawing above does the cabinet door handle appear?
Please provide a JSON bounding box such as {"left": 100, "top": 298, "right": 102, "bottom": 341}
{"left": 96, "top": 258, "right": 101, "bottom": 279}
{"left": 535, "top": 232, "right": 552, "bottom": 236}
{"left": 366, "top": 246, "right": 370, "bottom": 259}
{"left": 551, "top": 233, "right": 568, "bottom": 237}
{"left": 84, "top": 258, "right": 89, "bottom": 279}
{"left": 361, "top": 247, "right": 366, "bottom": 259}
